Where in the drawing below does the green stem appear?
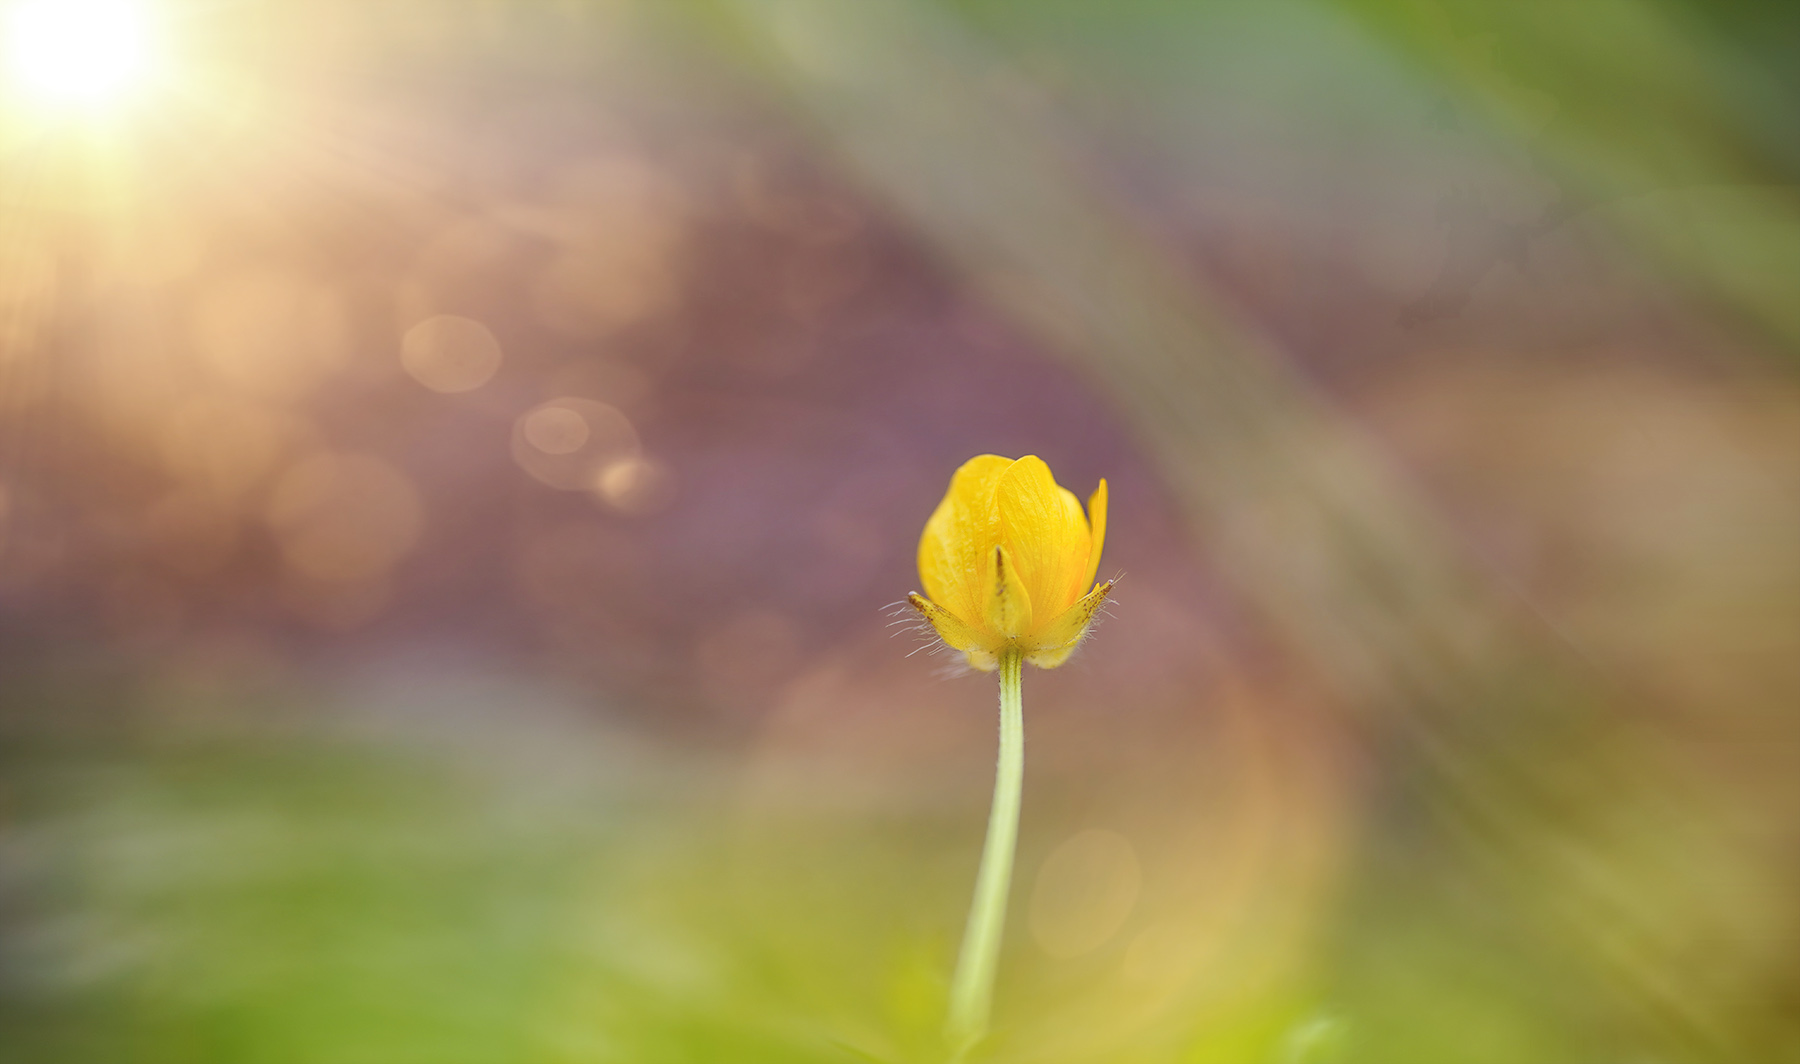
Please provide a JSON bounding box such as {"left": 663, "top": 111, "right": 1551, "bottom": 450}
{"left": 946, "top": 647, "right": 1025, "bottom": 1058}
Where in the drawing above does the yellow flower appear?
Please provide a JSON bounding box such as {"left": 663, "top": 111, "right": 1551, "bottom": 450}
{"left": 909, "top": 454, "right": 1112, "bottom": 671}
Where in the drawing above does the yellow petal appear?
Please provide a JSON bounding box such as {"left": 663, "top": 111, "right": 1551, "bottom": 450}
{"left": 1082, "top": 478, "right": 1107, "bottom": 592}
{"left": 995, "top": 456, "right": 1091, "bottom": 624}
{"left": 985, "top": 545, "right": 1034, "bottom": 639}
{"left": 907, "top": 592, "right": 996, "bottom": 653}
{"left": 1024, "top": 643, "right": 1080, "bottom": 670}
{"left": 1023, "top": 580, "right": 1112, "bottom": 669}
{"left": 962, "top": 648, "right": 1000, "bottom": 673}
{"left": 917, "top": 454, "right": 1012, "bottom": 629}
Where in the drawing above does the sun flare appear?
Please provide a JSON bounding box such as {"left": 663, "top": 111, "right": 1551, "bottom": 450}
{"left": 4, "top": 0, "right": 160, "bottom": 110}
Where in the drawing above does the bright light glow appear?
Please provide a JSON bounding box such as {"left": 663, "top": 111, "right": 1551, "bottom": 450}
{"left": 5, "top": 0, "right": 160, "bottom": 109}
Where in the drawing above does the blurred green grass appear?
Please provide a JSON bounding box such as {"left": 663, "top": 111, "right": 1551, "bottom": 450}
{"left": 0, "top": 667, "right": 1338, "bottom": 1064}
